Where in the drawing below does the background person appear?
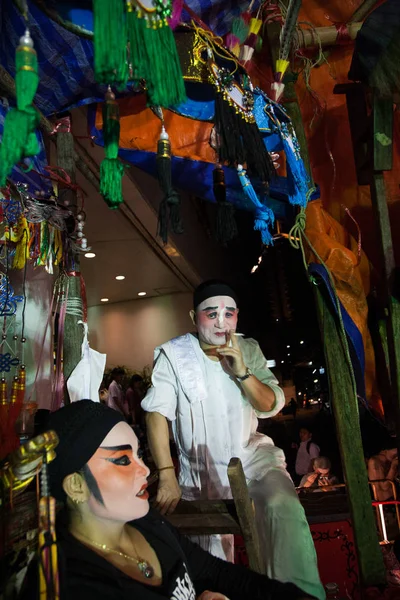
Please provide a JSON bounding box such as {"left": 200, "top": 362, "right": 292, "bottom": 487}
{"left": 299, "top": 457, "right": 339, "bottom": 492}
{"left": 295, "top": 427, "right": 320, "bottom": 485}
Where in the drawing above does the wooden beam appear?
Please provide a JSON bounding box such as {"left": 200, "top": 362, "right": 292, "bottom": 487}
{"left": 265, "top": 8, "right": 386, "bottom": 585}
{"left": 228, "top": 458, "right": 263, "bottom": 574}
{"left": 314, "top": 286, "right": 386, "bottom": 585}
{"left": 295, "top": 22, "right": 362, "bottom": 49}
{"left": 370, "top": 93, "right": 400, "bottom": 456}
{"left": 349, "top": 0, "right": 380, "bottom": 23}
{"left": 333, "top": 83, "right": 370, "bottom": 186}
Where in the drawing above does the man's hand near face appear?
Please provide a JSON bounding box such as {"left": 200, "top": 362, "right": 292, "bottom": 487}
{"left": 216, "top": 330, "right": 246, "bottom": 377}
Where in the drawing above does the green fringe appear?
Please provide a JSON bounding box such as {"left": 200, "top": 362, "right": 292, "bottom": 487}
{"left": 100, "top": 99, "right": 124, "bottom": 208}
{"left": 0, "top": 106, "right": 40, "bottom": 187}
{"left": 0, "top": 43, "right": 40, "bottom": 186}
{"left": 127, "top": 11, "right": 186, "bottom": 107}
{"left": 100, "top": 158, "right": 125, "bottom": 208}
{"left": 103, "top": 100, "right": 120, "bottom": 159}
{"left": 16, "top": 46, "right": 39, "bottom": 109}
{"left": 93, "top": 0, "right": 128, "bottom": 87}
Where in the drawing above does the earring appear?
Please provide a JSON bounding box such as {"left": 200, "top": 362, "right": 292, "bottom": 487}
{"left": 72, "top": 497, "right": 84, "bottom": 505}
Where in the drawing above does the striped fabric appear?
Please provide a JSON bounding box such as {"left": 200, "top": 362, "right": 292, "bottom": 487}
{"left": 0, "top": 1, "right": 104, "bottom": 117}
{"left": 0, "top": 1, "right": 260, "bottom": 117}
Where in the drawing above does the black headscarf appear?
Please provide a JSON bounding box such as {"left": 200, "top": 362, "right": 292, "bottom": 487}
{"left": 193, "top": 280, "right": 238, "bottom": 310}
{"left": 46, "top": 400, "right": 124, "bottom": 501}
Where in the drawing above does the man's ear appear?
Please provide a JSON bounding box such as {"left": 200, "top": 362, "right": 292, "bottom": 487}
{"left": 63, "top": 472, "right": 90, "bottom": 504}
{"left": 189, "top": 309, "right": 196, "bottom": 326}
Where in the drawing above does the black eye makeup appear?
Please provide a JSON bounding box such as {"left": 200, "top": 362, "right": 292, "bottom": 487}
{"left": 106, "top": 455, "right": 132, "bottom": 466}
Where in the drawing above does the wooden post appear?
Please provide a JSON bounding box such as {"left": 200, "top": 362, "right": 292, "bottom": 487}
{"left": 369, "top": 94, "right": 400, "bottom": 453}
{"left": 265, "top": 11, "right": 386, "bottom": 586}
{"left": 314, "top": 286, "right": 386, "bottom": 584}
{"left": 56, "top": 120, "right": 84, "bottom": 399}
{"left": 228, "top": 458, "right": 262, "bottom": 574}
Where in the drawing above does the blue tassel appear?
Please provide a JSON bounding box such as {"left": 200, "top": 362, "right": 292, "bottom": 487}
{"left": 281, "top": 123, "right": 310, "bottom": 207}
{"left": 254, "top": 207, "right": 275, "bottom": 245}
{"left": 237, "top": 165, "right": 275, "bottom": 246}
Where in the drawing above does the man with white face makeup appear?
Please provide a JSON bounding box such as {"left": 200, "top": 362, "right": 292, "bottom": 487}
{"left": 142, "top": 281, "right": 324, "bottom": 600}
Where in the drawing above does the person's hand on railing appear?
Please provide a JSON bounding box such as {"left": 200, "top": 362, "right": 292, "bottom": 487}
{"left": 155, "top": 468, "right": 182, "bottom": 515}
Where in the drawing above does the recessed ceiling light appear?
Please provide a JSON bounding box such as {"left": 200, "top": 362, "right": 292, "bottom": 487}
{"left": 84, "top": 252, "right": 96, "bottom": 259}
{"left": 138, "top": 291, "right": 147, "bottom": 296}
{"left": 115, "top": 275, "right": 125, "bottom": 281}
{"left": 101, "top": 298, "right": 109, "bottom": 302}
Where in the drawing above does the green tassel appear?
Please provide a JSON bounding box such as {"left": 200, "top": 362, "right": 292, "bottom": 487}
{"left": 100, "top": 89, "right": 124, "bottom": 208}
{"left": 126, "top": 1, "right": 186, "bottom": 107}
{"left": 0, "top": 31, "right": 40, "bottom": 187}
{"left": 93, "top": 0, "right": 128, "bottom": 87}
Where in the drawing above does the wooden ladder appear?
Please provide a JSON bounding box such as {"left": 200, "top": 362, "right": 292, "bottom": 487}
{"left": 165, "top": 457, "right": 263, "bottom": 574}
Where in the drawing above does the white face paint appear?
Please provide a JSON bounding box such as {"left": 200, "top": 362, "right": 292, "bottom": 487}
{"left": 195, "top": 295, "right": 239, "bottom": 346}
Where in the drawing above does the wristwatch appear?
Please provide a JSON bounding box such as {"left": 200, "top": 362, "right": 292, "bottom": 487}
{"left": 237, "top": 367, "right": 253, "bottom": 382}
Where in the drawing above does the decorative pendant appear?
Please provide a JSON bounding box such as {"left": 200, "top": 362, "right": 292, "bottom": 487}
{"left": 138, "top": 560, "right": 154, "bottom": 578}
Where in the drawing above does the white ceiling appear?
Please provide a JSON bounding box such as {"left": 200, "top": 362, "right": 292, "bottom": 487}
{"left": 76, "top": 167, "right": 190, "bottom": 306}
{"left": 65, "top": 108, "right": 199, "bottom": 308}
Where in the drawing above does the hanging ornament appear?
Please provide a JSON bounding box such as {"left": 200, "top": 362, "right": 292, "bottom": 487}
{"left": 226, "top": 15, "right": 250, "bottom": 57}
{"left": 209, "top": 62, "right": 274, "bottom": 184}
{"left": 93, "top": 0, "right": 128, "bottom": 87}
{"left": 271, "top": 0, "right": 302, "bottom": 102}
{"left": 240, "top": 17, "right": 263, "bottom": 63}
{"left": 100, "top": 87, "right": 125, "bottom": 209}
{"left": 213, "top": 165, "right": 237, "bottom": 244}
{"left": 126, "top": 0, "right": 186, "bottom": 107}
{"left": 237, "top": 165, "right": 275, "bottom": 246}
{"left": 76, "top": 212, "right": 88, "bottom": 251}
{"left": 156, "top": 120, "right": 183, "bottom": 244}
{"left": 0, "top": 275, "right": 23, "bottom": 316}
{"left": 0, "top": 29, "right": 40, "bottom": 187}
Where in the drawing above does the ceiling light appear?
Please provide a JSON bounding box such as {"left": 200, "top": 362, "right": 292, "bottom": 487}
{"left": 300, "top": 340, "right": 304, "bottom": 344}
{"left": 314, "top": 379, "right": 318, "bottom": 383}
{"left": 138, "top": 291, "right": 147, "bottom": 297}
{"left": 308, "top": 361, "right": 313, "bottom": 365}
{"left": 287, "top": 353, "right": 290, "bottom": 356}
{"left": 281, "top": 360, "right": 284, "bottom": 364}
{"left": 313, "top": 368, "right": 317, "bottom": 374}
{"left": 101, "top": 298, "right": 109, "bottom": 302}
{"left": 298, "top": 391, "right": 302, "bottom": 396}
{"left": 267, "top": 360, "right": 276, "bottom": 368}
{"left": 286, "top": 345, "right": 290, "bottom": 348}
{"left": 115, "top": 275, "right": 125, "bottom": 281}
{"left": 84, "top": 252, "right": 96, "bottom": 259}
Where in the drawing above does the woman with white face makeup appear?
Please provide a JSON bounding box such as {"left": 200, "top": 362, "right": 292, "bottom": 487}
{"left": 19, "top": 401, "right": 314, "bottom": 600}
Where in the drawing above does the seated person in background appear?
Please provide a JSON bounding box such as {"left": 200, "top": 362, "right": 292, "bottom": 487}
{"left": 20, "top": 401, "right": 314, "bottom": 600}
{"left": 368, "top": 439, "right": 398, "bottom": 502}
{"left": 299, "top": 457, "right": 339, "bottom": 492}
{"left": 294, "top": 427, "right": 320, "bottom": 485}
